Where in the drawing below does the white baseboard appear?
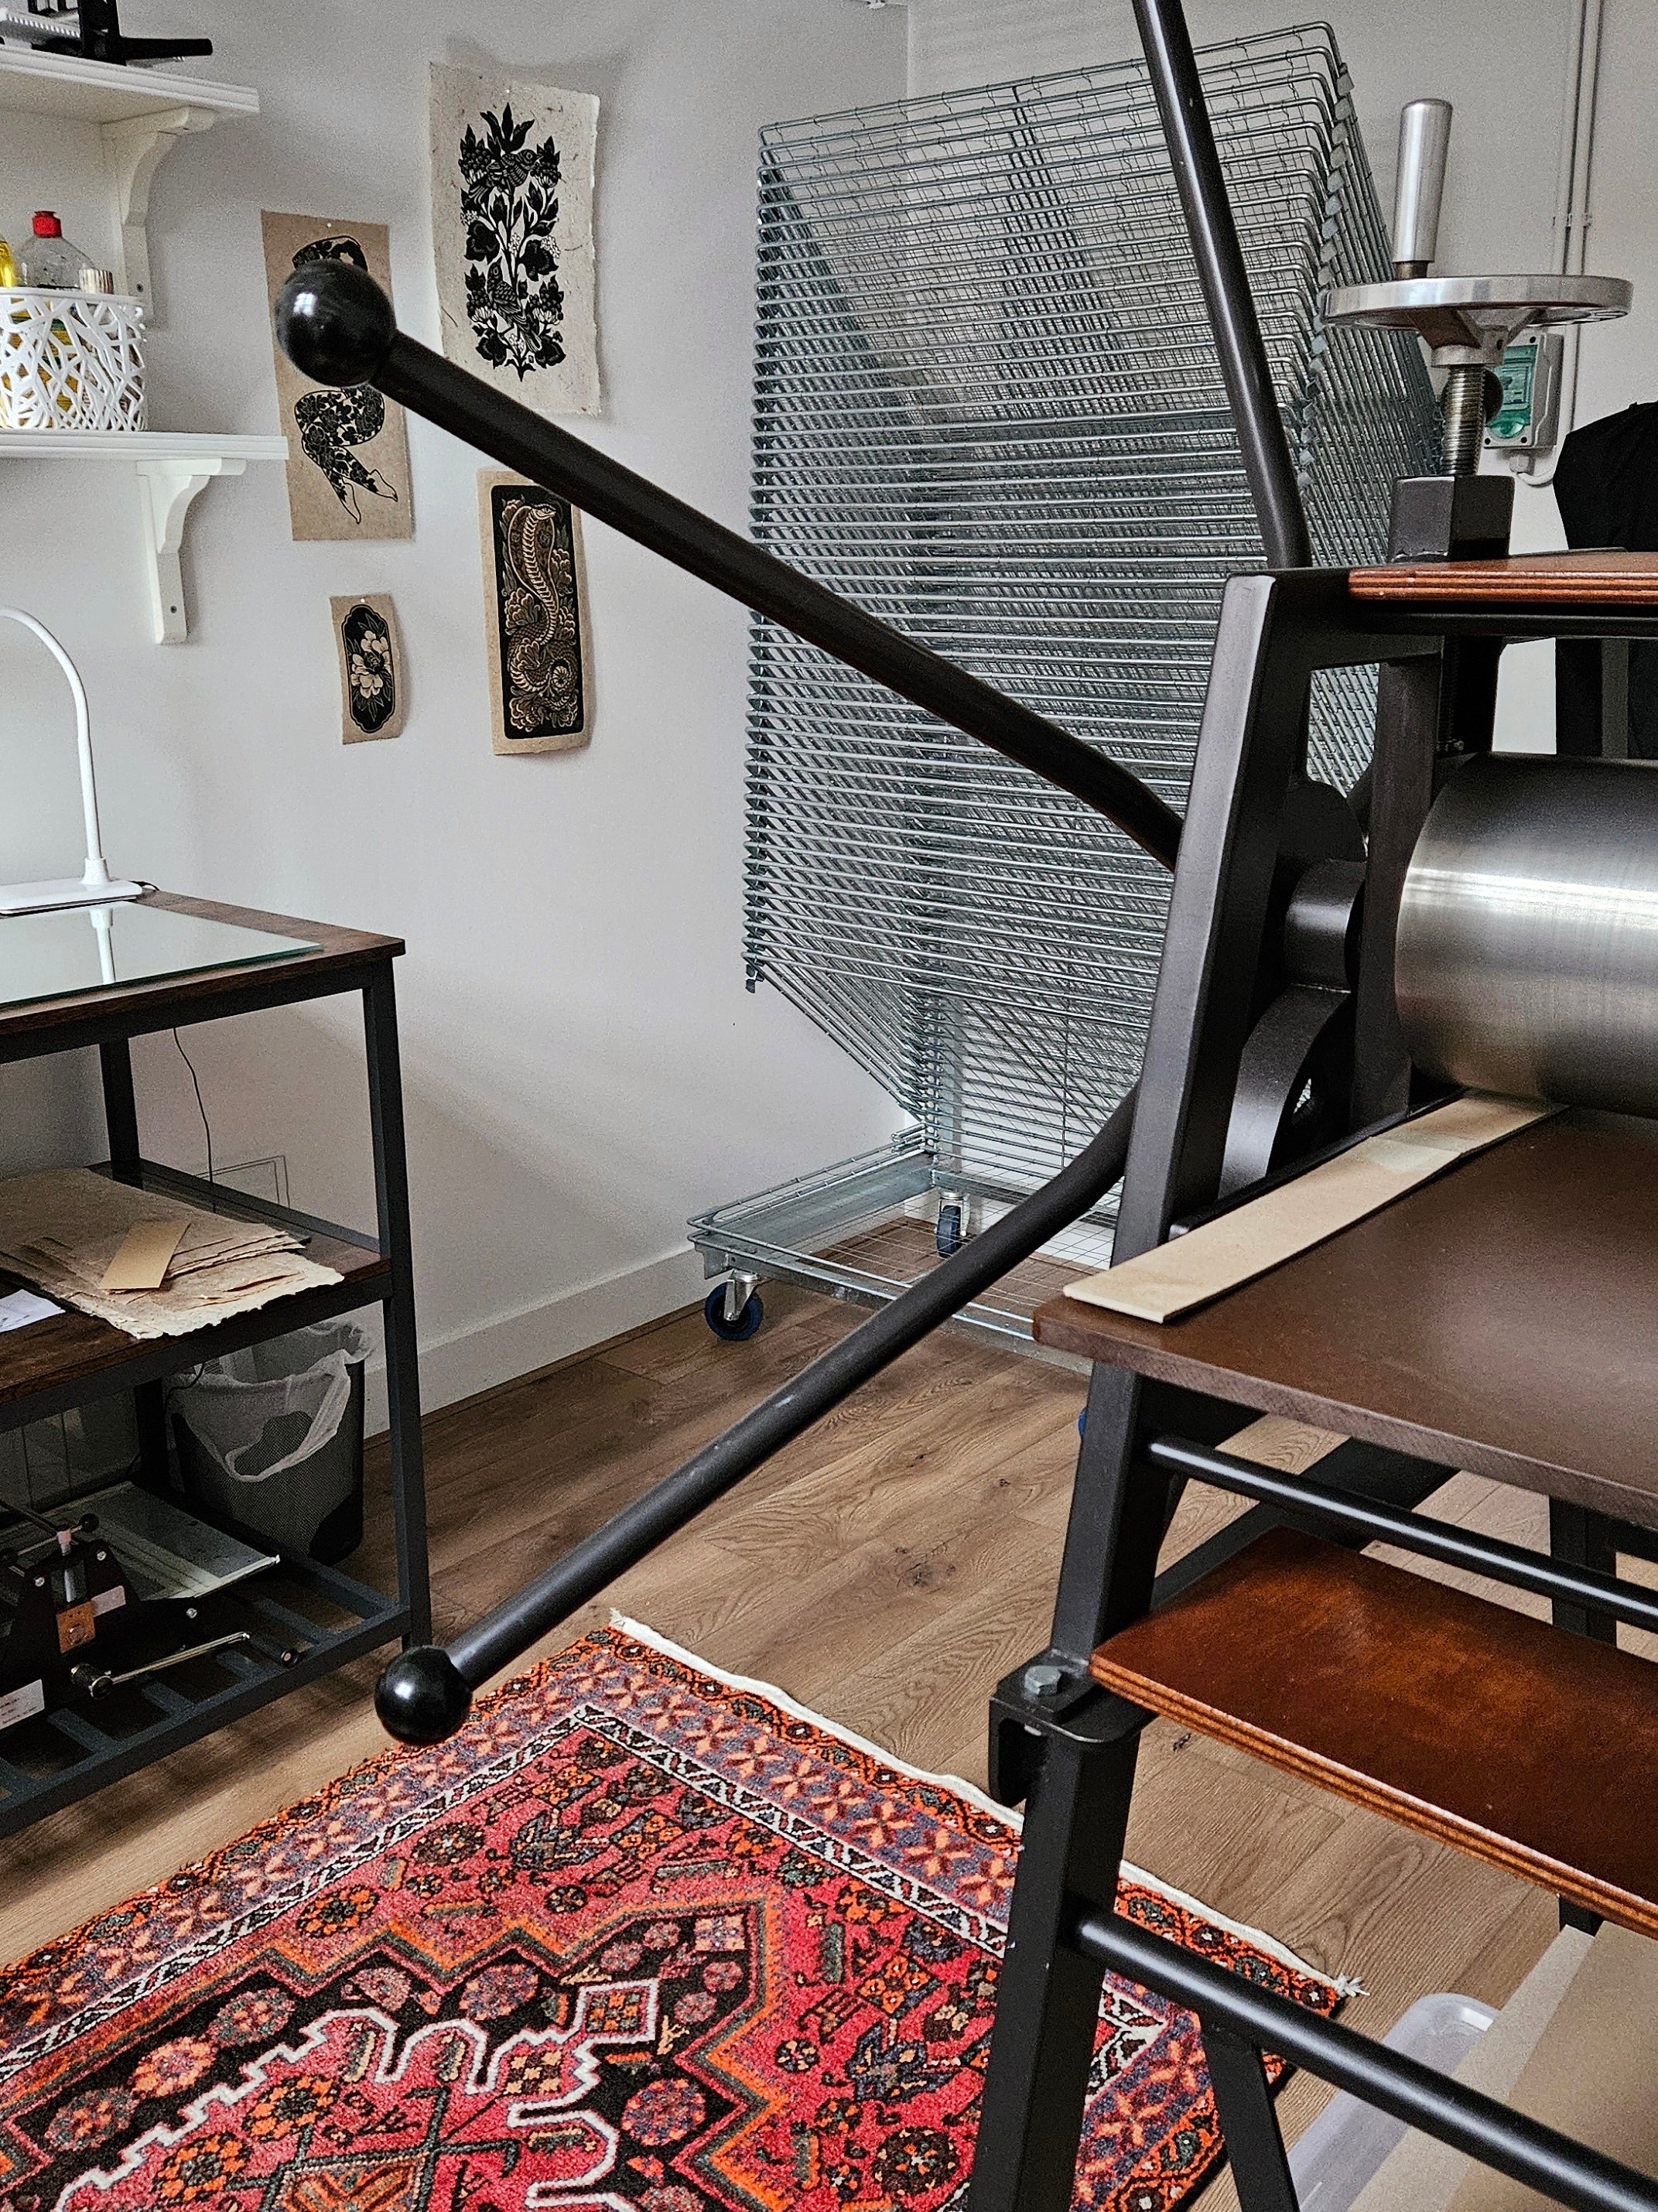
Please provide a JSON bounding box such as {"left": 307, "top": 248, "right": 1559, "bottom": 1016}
{"left": 364, "top": 1244, "right": 708, "bottom": 1435}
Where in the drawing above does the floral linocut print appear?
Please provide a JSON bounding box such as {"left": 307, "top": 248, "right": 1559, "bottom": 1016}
{"left": 330, "top": 593, "right": 406, "bottom": 743}
{"left": 0, "top": 1625, "right": 1338, "bottom": 2212}
{"left": 430, "top": 63, "right": 600, "bottom": 415}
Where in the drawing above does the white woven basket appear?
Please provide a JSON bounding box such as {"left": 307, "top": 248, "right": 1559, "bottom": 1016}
{"left": 0, "top": 288, "right": 146, "bottom": 432}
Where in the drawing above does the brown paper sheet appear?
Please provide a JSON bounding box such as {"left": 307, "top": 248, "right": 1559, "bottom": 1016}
{"left": 0, "top": 1168, "right": 340, "bottom": 1340}
{"left": 1064, "top": 1094, "right": 1556, "bottom": 1325}
{"left": 1446, "top": 1924, "right": 1658, "bottom": 2211}
{"left": 100, "top": 1218, "right": 186, "bottom": 1291}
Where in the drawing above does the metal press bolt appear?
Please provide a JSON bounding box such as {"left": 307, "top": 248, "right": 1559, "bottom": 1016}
{"left": 1023, "top": 1663, "right": 1065, "bottom": 1699}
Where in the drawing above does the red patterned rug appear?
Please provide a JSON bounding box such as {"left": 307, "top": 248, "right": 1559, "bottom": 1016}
{"left": 0, "top": 1622, "right": 1341, "bottom": 2212}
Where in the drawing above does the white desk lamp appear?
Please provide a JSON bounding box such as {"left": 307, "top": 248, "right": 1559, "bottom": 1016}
{"left": 0, "top": 607, "right": 143, "bottom": 918}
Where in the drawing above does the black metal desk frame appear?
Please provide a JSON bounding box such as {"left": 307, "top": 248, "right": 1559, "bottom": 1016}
{"left": 968, "top": 572, "right": 1658, "bottom": 2212}
{"left": 0, "top": 914, "right": 430, "bottom": 1836}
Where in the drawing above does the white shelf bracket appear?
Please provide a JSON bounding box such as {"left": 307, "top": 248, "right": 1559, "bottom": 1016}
{"left": 133, "top": 454, "right": 243, "bottom": 644}
{"left": 100, "top": 103, "right": 215, "bottom": 323}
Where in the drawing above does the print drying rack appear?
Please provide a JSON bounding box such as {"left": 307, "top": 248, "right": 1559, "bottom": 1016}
{"left": 273, "top": 4, "right": 1658, "bottom": 2209}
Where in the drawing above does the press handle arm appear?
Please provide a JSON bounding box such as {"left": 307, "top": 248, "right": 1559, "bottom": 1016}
{"left": 1393, "top": 98, "right": 1452, "bottom": 276}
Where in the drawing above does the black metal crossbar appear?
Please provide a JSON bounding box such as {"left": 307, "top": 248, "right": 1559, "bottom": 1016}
{"left": 268, "top": 255, "right": 1196, "bottom": 1749}
{"left": 273, "top": 266, "right": 1183, "bottom": 872}
{"left": 1147, "top": 1435, "right": 1658, "bottom": 1636}
{"left": 372, "top": 1089, "right": 1138, "bottom": 1742}
{"left": 1072, "top": 1909, "right": 1658, "bottom": 2212}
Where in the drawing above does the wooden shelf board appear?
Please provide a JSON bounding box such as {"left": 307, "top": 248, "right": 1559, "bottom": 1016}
{"left": 1349, "top": 549, "right": 1658, "bottom": 607}
{"left": 1093, "top": 1527, "right": 1658, "bottom": 1940}
{"left": 1035, "top": 1110, "right": 1658, "bottom": 1532}
{"left": 0, "top": 1234, "right": 388, "bottom": 1416}
{"left": 0, "top": 43, "right": 256, "bottom": 124}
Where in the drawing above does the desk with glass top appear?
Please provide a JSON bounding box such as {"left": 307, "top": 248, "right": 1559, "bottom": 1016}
{"left": 0, "top": 891, "right": 428, "bottom": 1834}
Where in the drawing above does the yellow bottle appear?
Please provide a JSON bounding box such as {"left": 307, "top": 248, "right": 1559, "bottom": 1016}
{"left": 0, "top": 234, "right": 17, "bottom": 288}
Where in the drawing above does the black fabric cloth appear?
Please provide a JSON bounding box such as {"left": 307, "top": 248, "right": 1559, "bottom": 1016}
{"left": 1553, "top": 402, "right": 1658, "bottom": 758}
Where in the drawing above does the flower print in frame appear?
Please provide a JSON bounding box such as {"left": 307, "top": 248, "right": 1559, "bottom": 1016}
{"left": 429, "top": 65, "right": 600, "bottom": 416}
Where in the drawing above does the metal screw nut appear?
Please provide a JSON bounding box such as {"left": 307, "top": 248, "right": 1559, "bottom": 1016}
{"left": 1022, "top": 1662, "right": 1065, "bottom": 1700}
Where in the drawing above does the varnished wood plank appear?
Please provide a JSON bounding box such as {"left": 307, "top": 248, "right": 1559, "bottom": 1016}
{"left": 1037, "top": 1111, "right": 1658, "bottom": 1531}
{"left": 1348, "top": 549, "right": 1658, "bottom": 606}
{"left": 1092, "top": 1527, "right": 1658, "bottom": 1939}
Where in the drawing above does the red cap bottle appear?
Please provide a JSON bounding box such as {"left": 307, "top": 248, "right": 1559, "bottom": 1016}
{"left": 32, "top": 212, "right": 62, "bottom": 238}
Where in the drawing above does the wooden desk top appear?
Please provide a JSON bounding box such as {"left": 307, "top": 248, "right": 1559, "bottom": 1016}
{"left": 0, "top": 891, "right": 402, "bottom": 1050}
{"left": 1034, "top": 1110, "right": 1658, "bottom": 1530}
{"left": 1348, "top": 549, "right": 1658, "bottom": 607}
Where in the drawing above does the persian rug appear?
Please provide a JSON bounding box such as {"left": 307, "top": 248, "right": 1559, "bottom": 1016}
{"left": 0, "top": 1622, "right": 1343, "bottom": 2212}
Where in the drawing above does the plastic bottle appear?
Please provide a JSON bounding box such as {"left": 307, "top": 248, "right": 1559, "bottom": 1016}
{"left": 18, "top": 211, "right": 96, "bottom": 289}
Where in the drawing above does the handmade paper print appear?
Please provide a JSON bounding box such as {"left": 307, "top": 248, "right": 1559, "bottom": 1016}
{"left": 430, "top": 63, "right": 600, "bottom": 415}
{"left": 330, "top": 593, "right": 406, "bottom": 743}
{"left": 262, "top": 213, "right": 414, "bottom": 542}
{"left": 478, "top": 470, "right": 592, "bottom": 755}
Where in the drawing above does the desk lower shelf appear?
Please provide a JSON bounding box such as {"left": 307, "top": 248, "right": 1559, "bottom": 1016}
{"left": 0, "top": 1158, "right": 405, "bottom": 1831}
{"left": 0, "top": 1555, "right": 403, "bottom": 1838}
{"left": 0, "top": 1159, "right": 388, "bottom": 1432}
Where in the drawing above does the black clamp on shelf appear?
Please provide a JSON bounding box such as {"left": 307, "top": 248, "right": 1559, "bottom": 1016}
{"left": 988, "top": 1650, "right": 1150, "bottom": 1808}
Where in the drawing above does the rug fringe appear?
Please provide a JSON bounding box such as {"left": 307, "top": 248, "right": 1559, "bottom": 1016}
{"left": 610, "top": 1612, "right": 1338, "bottom": 1991}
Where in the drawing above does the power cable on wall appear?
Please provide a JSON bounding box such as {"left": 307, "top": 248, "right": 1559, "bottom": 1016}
{"left": 173, "top": 1028, "right": 215, "bottom": 1195}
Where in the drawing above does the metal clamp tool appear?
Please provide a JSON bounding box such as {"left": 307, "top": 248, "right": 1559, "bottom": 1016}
{"left": 1326, "top": 100, "right": 1629, "bottom": 473}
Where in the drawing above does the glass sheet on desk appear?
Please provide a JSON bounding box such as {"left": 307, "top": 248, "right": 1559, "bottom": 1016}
{"left": 0, "top": 903, "right": 318, "bottom": 1010}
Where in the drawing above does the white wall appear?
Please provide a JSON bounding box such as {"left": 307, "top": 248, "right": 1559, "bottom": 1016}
{"left": 909, "top": 0, "right": 1649, "bottom": 753}
{"left": 0, "top": 0, "right": 907, "bottom": 1417}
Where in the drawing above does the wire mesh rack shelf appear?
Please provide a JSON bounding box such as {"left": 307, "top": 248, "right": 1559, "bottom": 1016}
{"left": 691, "top": 22, "right": 1438, "bottom": 1343}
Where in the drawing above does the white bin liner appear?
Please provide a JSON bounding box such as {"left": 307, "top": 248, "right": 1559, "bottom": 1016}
{"left": 172, "top": 1321, "right": 372, "bottom": 1487}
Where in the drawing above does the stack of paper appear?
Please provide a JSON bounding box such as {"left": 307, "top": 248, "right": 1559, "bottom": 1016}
{"left": 0, "top": 1168, "right": 342, "bottom": 1340}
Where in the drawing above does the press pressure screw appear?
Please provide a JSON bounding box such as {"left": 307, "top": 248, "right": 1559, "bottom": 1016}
{"left": 1023, "top": 1663, "right": 1065, "bottom": 1700}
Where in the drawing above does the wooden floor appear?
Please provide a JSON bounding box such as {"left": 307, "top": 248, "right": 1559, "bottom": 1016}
{"left": 0, "top": 1283, "right": 1561, "bottom": 2197}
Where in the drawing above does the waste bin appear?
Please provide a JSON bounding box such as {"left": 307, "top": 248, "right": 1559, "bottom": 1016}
{"left": 170, "top": 1320, "right": 371, "bottom": 1564}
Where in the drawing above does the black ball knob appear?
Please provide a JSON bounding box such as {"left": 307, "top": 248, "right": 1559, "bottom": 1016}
{"left": 274, "top": 260, "right": 396, "bottom": 388}
{"left": 375, "top": 1645, "right": 473, "bottom": 1744}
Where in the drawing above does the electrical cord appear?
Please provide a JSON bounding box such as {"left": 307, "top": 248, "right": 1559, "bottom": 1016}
{"left": 172, "top": 1029, "right": 215, "bottom": 1195}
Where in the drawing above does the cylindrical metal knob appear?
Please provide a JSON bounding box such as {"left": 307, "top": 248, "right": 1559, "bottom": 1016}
{"left": 1393, "top": 99, "right": 1452, "bottom": 277}
{"left": 1397, "top": 754, "right": 1658, "bottom": 1117}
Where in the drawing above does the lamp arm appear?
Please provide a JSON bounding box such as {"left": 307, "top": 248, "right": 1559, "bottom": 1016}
{"left": 0, "top": 607, "right": 111, "bottom": 890}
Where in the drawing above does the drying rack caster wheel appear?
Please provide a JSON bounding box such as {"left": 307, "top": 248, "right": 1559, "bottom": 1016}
{"left": 935, "top": 1201, "right": 964, "bottom": 1260}
{"left": 704, "top": 1284, "right": 764, "bottom": 1342}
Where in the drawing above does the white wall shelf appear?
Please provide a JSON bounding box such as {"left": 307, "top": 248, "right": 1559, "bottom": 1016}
{"left": 0, "top": 430, "right": 287, "bottom": 642}
{"left": 0, "top": 45, "right": 258, "bottom": 315}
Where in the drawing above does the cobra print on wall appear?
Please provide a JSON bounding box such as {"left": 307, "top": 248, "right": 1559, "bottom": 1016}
{"left": 478, "top": 471, "right": 592, "bottom": 755}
